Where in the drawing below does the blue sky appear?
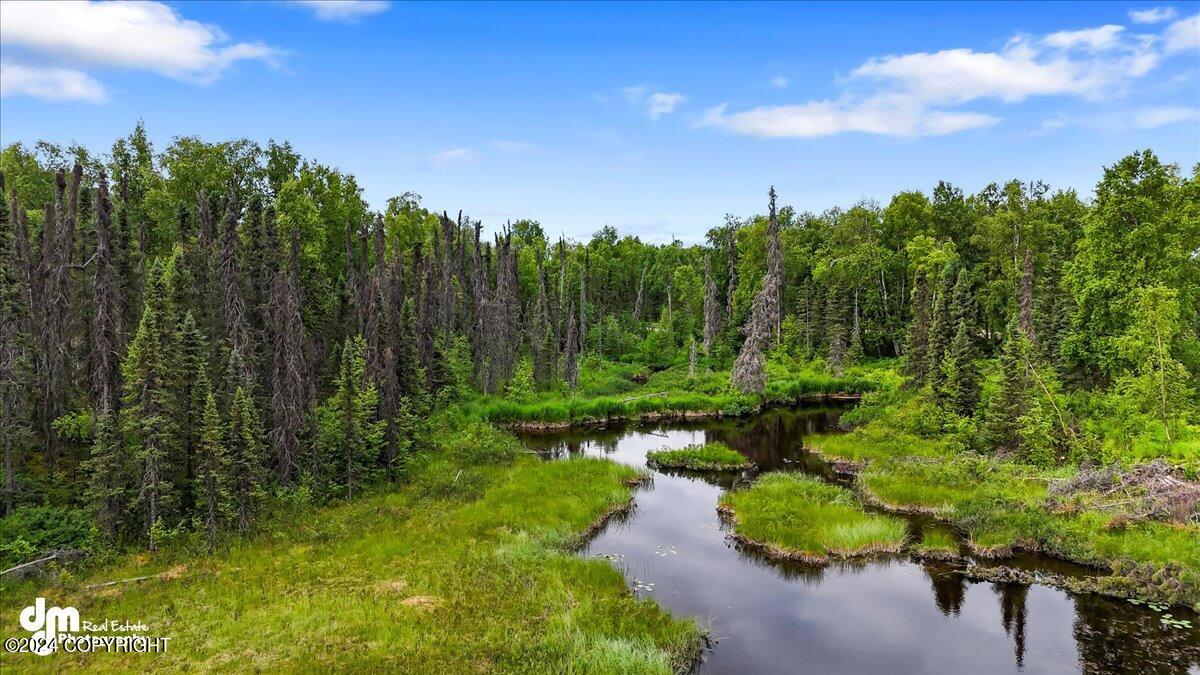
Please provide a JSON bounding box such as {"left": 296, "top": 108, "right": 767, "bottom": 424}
{"left": 1, "top": 1, "right": 1198, "bottom": 241}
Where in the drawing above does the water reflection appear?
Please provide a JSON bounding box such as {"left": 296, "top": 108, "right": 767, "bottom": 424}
{"left": 519, "top": 406, "right": 1200, "bottom": 673}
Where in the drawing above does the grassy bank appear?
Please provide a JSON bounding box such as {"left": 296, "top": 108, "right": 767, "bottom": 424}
{"left": 466, "top": 357, "right": 895, "bottom": 427}
{"left": 0, "top": 421, "right": 703, "bottom": 673}
{"left": 718, "top": 473, "right": 907, "bottom": 563}
{"left": 647, "top": 443, "right": 753, "bottom": 471}
{"left": 806, "top": 392, "right": 1200, "bottom": 608}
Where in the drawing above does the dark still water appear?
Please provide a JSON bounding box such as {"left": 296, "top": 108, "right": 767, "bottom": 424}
{"left": 520, "top": 407, "right": 1200, "bottom": 674}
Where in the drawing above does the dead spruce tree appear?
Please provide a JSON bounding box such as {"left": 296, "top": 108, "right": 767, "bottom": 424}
{"left": 218, "top": 192, "right": 255, "bottom": 387}
{"left": 578, "top": 250, "right": 588, "bottom": 357}
{"left": 531, "top": 249, "right": 555, "bottom": 387}
{"left": 564, "top": 298, "right": 579, "bottom": 389}
{"left": 92, "top": 171, "right": 120, "bottom": 415}
{"left": 1019, "top": 246, "right": 1036, "bottom": 345}
{"left": 732, "top": 188, "right": 784, "bottom": 394}
{"left": 269, "top": 225, "right": 308, "bottom": 485}
{"left": 1, "top": 173, "right": 34, "bottom": 515}
{"left": 765, "top": 186, "right": 783, "bottom": 343}
{"left": 725, "top": 226, "right": 738, "bottom": 319}
{"left": 703, "top": 256, "right": 719, "bottom": 355}
{"left": 37, "top": 166, "right": 83, "bottom": 469}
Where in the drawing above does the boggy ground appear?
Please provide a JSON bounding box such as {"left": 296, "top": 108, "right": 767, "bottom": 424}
{"left": 464, "top": 357, "right": 894, "bottom": 429}
{"left": 0, "top": 420, "right": 703, "bottom": 673}
{"left": 805, "top": 392, "right": 1200, "bottom": 609}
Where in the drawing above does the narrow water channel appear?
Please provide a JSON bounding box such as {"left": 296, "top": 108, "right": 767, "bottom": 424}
{"left": 520, "top": 406, "right": 1200, "bottom": 674}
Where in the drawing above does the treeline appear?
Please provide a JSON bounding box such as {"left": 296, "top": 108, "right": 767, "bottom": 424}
{"left": 0, "top": 124, "right": 1197, "bottom": 554}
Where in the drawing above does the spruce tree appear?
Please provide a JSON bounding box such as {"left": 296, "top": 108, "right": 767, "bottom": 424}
{"left": 926, "top": 270, "right": 953, "bottom": 392}
{"left": 982, "top": 328, "right": 1031, "bottom": 456}
{"left": 195, "top": 390, "right": 229, "bottom": 544}
{"left": 318, "top": 337, "right": 383, "bottom": 499}
{"left": 122, "top": 260, "right": 179, "bottom": 551}
{"left": 942, "top": 269, "right": 979, "bottom": 415}
{"left": 85, "top": 407, "right": 127, "bottom": 542}
{"left": 177, "top": 311, "right": 210, "bottom": 515}
{"left": 904, "top": 270, "right": 931, "bottom": 387}
{"left": 227, "top": 384, "right": 266, "bottom": 532}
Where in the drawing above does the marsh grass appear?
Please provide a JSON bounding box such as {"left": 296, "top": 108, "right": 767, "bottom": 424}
{"left": 0, "top": 449, "right": 702, "bottom": 673}
{"left": 470, "top": 359, "right": 893, "bottom": 425}
{"left": 913, "top": 529, "right": 959, "bottom": 558}
{"left": 719, "top": 473, "right": 906, "bottom": 561}
{"left": 646, "top": 443, "right": 752, "bottom": 471}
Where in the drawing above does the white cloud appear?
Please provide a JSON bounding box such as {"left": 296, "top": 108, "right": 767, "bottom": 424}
{"left": 696, "top": 98, "right": 999, "bottom": 138}
{"left": 287, "top": 1, "right": 389, "bottom": 22}
{"left": 1043, "top": 24, "right": 1126, "bottom": 51}
{"left": 0, "top": 0, "right": 280, "bottom": 84}
{"left": 770, "top": 76, "right": 789, "bottom": 89}
{"left": 490, "top": 140, "right": 534, "bottom": 152}
{"left": 1039, "top": 105, "right": 1199, "bottom": 131}
{"left": 698, "top": 18, "right": 1193, "bottom": 139}
{"left": 430, "top": 148, "right": 476, "bottom": 170}
{"left": 0, "top": 61, "right": 107, "bottom": 103}
{"left": 1129, "top": 7, "right": 1178, "bottom": 24}
{"left": 1131, "top": 105, "right": 1200, "bottom": 127}
{"left": 621, "top": 85, "right": 687, "bottom": 119}
{"left": 1164, "top": 14, "right": 1200, "bottom": 52}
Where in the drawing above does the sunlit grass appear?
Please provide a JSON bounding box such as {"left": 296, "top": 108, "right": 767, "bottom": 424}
{"left": 0, "top": 447, "right": 702, "bottom": 672}
{"left": 719, "top": 473, "right": 906, "bottom": 560}
{"left": 913, "top": 528, "right": 958, "bottom": 557}
{"left": 647, "top": 443, "right": 752, "bottom": 471}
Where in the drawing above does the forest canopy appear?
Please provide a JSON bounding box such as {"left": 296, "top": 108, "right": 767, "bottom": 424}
{"left": 0, "top": 124, "right": 1197, "bottom": 559}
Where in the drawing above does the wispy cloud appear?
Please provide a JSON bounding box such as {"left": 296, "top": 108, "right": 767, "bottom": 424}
{"left": 1042, "top": 24, "right": 1125, "bottom": 51}
{"left": 1165, "top": 13, "right": 1200, "bottom": 53}
{"left": 0, "top": 61, "right": 107, "bottom": 103}
{"left": 621, "top": 85, "right": 687, "bottom": 119}
{"left": 430, "top": 147, "right": 477, "bottom": 170}
{"left": 1129, "top": 6, "right": 1178, "bottom": 24}
{"left": 1042, "top": 105, "right": 1199, "bottom": 132}
{"left": 490, "top": 140, "right": 535, "bottom": 153}
{"left": 698, "top": 17, "right": 1190, "bottom": 139}
{"left": 286, "top": 1, "right": 390, "bottom": 23}
{"left": 1130, "top": 105, "right": 1200, "bottom": 127}
{"left": 769, "top": 76, "right": 789, "bottom": 89}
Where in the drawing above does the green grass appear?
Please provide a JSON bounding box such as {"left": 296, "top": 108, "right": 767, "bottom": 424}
{"left": 809, "top": 387, "right": 1200, "bottom": 605}
{"left": 646, "top": 443, "right": 753, "bottom": 471}
{"left": 467, "top": 358, "right": 895, "bottom": 425}
{"left": 913, "top": 529, "right": 959, "bottom": 557}
{"left": 719, "top": 473, "right": 907, "bottom": 561}
{"left": 0, "top": 428, "right": 702, "bottom": 673}
{"left": 806, "top": 427, "right": 949, "bottom": 465}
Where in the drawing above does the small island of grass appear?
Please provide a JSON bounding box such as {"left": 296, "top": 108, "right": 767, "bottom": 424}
{"left": 718, "top": 473, "right": 907, "bottom": 563}
{"left": 912, "top": 528, "right": 960, "bottom": 560}
{"left": 646, "top": 442, "right": 754, "bottom": 471}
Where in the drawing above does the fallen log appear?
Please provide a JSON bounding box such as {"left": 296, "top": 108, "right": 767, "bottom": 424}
{"left": 0, "top": 549, "right": 87, "bottom": 578}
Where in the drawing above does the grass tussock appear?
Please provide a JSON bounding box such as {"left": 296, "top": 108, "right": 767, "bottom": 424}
{"left": 646, "top": 443, "right": 753, "bottom": 471}
{"left": 719, "top": 473, "right": 906, "bottom": 562}
{"left": 0, "top": 429, "right": 702, "bottom": 673}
